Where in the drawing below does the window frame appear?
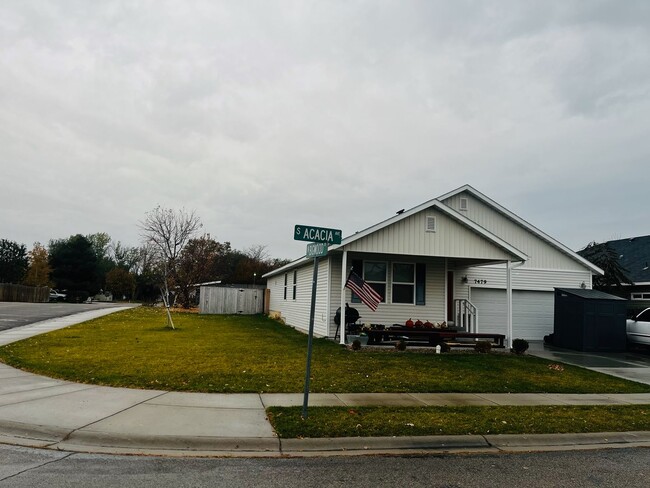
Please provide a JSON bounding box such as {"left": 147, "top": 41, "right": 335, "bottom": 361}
{"left": 391, "top": 262, "right": 416, "bottom": 304}
{"left": 283, "top": 273, "right": 288, "bottom": 300}
{"left": 292, "top": 270, "right": 297, "bottom": 300}
{"left": 350, "top": 260, "right": 387, "bottom": 304}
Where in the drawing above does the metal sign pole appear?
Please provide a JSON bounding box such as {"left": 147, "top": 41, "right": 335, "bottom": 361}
{"left": 302, "top": 256, "right": 319, "bottom": 419}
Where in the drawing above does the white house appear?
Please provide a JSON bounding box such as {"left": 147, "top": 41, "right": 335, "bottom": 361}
{"left": 263, "top": 185, "right": 603, "bottom": 346}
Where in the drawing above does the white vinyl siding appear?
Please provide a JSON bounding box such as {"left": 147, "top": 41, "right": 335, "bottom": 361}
{"left": 267, "top": 259, "right": 330, "bottom": 337}
{"left": 454, "top": 265, "right": 593, "bottom": 301}
{"left": 442, "top": 192, "right": 589, "bottom": 271}
{"left": 343, "top": 209, "right": 516, "bottom": 261}
{"left": 340, "top": 256, "right": 446, "bottom": 328}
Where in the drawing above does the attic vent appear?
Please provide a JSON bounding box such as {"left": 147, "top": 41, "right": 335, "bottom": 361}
{"left": 426, "top": 216, "right": 437, "bottom": 232}
{"left": 459, "top": 197, "right": 468, "bottom": 211}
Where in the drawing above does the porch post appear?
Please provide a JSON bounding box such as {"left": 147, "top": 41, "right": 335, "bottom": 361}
{"left": 340, "top": 250, "right": 348, "bottom": 345}
{"left": 506, "top": 260, "right": 513, "bottom": 348}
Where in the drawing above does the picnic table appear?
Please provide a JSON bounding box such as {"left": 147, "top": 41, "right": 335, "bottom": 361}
{"left": 365, "top": 326, "right": 505, "bottom": 348}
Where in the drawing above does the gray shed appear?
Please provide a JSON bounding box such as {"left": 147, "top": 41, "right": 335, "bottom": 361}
{"left": 553, "top": 288, "right": 628, "bottom": 352}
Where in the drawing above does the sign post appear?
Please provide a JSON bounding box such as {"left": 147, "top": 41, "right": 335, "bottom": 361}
{"left": 295, "top": 224, "right": 342, "bottom": 419}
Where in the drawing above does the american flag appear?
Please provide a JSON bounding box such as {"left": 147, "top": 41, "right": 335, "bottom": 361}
{"left": 345, "top": 271, "right": 382, "bottom": 311}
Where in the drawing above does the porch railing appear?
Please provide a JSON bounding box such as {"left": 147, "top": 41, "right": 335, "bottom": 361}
{"left": 454, "top": 299, "right": 478, "bottom": 333}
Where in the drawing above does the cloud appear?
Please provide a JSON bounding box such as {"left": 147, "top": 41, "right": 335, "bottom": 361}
{"left": 1, "top": 1, "right": 649, "bottom": 258}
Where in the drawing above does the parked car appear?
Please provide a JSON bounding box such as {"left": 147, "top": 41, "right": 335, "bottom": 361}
{"left": 626, "top": 308, "right": 650, "bottom": 347}
{"left": 49, "top": 289, "right": 67, "bottom": 302}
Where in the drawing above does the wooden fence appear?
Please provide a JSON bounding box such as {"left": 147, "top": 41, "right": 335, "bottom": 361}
{"left": 199, "top": 286, "right": 265, "bottom": 315}
{"left": 0, "top": 283, "right": 49, "bottom": 303}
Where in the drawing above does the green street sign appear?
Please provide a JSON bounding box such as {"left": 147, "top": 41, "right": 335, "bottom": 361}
{"left": 306, "top": 242, "right": 328, "bottom": 258}
{"left": 294, "top": 225, "right": 342, "bottom": 245}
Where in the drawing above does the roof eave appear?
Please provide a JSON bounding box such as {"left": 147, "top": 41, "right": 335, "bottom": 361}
{"left": 439, "top": 185, "right": 604, "bottom": 276}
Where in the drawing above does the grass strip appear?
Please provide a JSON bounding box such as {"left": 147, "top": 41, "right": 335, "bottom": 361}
{"left": 1, "top": 307, "right": 649, "bottom": 394}
{"left": 267, "top": 405, "right": 650, "bottom": 438}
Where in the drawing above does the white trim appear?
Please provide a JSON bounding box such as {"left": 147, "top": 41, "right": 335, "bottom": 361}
{"left": 506, "top": 260, "right": 513, "bottom": 348}
{"left": 391, "top": 262, "right": 416, "bottom": 305}
{"left": 438, "top": 185, "right": 604, "bottom": 276}
{"left": 329, "top": 200, "right": 528, "bottom": 262}
{"left": 340, "top": 250, "right": 347, "bottom": 345}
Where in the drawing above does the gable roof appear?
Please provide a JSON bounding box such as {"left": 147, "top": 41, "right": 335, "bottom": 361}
{"left": 263, "top": 184, "right": 603, "bottom": 278}
{"left": 602, "top": 235, "right": 650, "bottom": 285}
{"left": 438, "top": 185, "right": 603, "bottom": 276}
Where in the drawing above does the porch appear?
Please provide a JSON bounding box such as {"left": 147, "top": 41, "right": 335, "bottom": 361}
{"left": 330, "top": 251, "right": 521, "bottom": 347}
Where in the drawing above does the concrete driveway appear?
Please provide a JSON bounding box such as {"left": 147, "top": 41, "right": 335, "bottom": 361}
{"left": 0, "top": 302, "right": 133, "bottom": 332}
{"left": 528, "top": 341, "right": 650, "bottom": 385}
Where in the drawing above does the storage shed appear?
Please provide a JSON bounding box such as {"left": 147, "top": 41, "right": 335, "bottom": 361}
{"left": 553, "top": 288, "right": 627, "bottom": 352}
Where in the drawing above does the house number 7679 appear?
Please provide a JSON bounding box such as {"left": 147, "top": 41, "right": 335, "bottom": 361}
{"left": 474, "top": 279, "right": 488, "bottom": 284}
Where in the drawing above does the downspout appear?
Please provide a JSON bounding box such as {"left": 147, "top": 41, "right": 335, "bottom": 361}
{"left": 340, "top": 250, "right": 347, "bottom": 345}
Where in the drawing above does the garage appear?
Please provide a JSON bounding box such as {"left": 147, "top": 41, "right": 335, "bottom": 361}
{"left": 470, "top": 288, "right": 555, "bottom": 340}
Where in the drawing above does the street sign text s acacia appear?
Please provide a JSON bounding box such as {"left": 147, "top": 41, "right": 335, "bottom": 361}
{"left": 294, "top": 225, "right": 342, "bottom": 245}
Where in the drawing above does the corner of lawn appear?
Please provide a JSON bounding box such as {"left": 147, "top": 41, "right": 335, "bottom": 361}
{"left": 2, "top": 307, "right": 649, "bottom": 438}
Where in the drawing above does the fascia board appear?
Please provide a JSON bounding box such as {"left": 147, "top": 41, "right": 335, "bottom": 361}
{"left": 439, "top": 184, "right": 604, "bottom": 276}
{"left": 262, "top": 256, "right": 311, "bottom": 278}
{"left": 328, "top": 200, "right": 528, "bottom": 263}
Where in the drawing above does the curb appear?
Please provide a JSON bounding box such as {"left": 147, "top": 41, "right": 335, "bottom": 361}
{"left": 2, "top": 422, "right": 649, "bottom": 457}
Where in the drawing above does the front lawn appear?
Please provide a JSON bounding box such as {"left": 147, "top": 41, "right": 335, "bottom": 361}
{"left": 0, "top": 307, "right": 648, "bottom": 394}
{"left": 268, "top": 405, "right": 650, "bottom": 438}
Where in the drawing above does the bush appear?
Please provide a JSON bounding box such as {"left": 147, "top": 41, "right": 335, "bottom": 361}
{"left": 395, "top": 339, "right": 407, "bottom": 351}
{"left": 351, "top": 339, "right": 362, "bottom": 351}
{"left": 474, "top": 340, "right": 492, "bottom": 354}
{"left": 439, "top": 342, "right": 451, "bottom": 353}
{"left": 511, "top": 338, "right": 529, "bottom": 355}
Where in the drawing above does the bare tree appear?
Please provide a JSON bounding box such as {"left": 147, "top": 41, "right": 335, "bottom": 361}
{"left": 139, "top": 206, "right": 202, "bottom": 328}
{"left": 244, "top": 244, "right": 270, "bottom": 262}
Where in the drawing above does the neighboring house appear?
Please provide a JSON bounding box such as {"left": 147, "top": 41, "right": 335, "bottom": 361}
{"left": 263, "top": 185, "right": 603, "bottom": 345}
{"left": 597, "top": 235, "right": 650, "bottom": 311}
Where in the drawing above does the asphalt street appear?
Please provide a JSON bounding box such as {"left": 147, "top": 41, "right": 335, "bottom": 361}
{"left": 1, "top": 444, "right": 649, "bottom": 487}
{"left": 0, "top": 302, "right": 133, "bottom": 331}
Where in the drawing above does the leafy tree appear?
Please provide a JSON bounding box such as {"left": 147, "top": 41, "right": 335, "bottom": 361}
{"left": 578, "top": 241, "right": 632, "bottom": 292}
{"left": 23, "top": 242, "right": 52, "bottom": 287}
{"left": 86, "top": 232, "right": 117, "bottom": 288}
{"left": 111, "top": 241, "right": 141, "bottom": 273}
{"left": 49, "top": 235, "right": 99, "bottom": 301}
{"left": 0, "top": 239, "right": 28, "bottom": 283}
{"left": 105, "top": 267, "right": 136, "bottom": 301}
{"left": 175, "top": 235, "right": 224, "bottom": 308}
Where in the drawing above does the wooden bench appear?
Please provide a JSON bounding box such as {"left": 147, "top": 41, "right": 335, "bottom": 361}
{"left": 366, "top": 328, "right": 505, "bottom": 348}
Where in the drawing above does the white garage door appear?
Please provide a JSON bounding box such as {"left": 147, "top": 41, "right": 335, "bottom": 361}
{"left": 470, "top": 288, "right": 554, "bottom": 340}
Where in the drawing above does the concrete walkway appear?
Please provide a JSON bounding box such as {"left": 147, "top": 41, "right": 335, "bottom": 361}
{"left": 1, "top": 310, "right": 649, "bottom": 457}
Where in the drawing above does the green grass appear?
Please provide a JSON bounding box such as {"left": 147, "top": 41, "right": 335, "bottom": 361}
{"left": 0, "top": 307, "right": 649, "bottom": 394}
{"left": 267, "top": 405, "right": 650, "bottom": 438}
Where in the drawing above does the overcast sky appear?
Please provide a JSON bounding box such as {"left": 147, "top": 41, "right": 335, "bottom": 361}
{"left": 1, "top": 0, "right": 649, "bottom": 260}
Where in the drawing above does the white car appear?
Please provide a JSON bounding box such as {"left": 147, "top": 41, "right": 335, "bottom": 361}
{"left": 627, "top": 308, "right": 650, "bottom": 347}
{"left": 49, "top": 289, "right": 67, "bottom": 302}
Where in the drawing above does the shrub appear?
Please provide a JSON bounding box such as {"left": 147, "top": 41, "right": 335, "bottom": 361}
{"left": 439, "top": 342, "right": 451, "bottom": 353}
{"left": 351, "top": 339, "right": 362, "bottom": 351}
{"left": 511, "top": 338, "right": 529, "bottom": 355}
{"left": 474, "top": 340, "right": 492, "bottom": 354}
{"left": 395, "top": 339, "right": 407, "bottom": 351}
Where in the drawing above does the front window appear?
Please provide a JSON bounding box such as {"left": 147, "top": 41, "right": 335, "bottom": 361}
{"left": 392, "top": 263, "right": 415, "bottom": 304}
{"left": 351, "top": 260, "right": 386, "bottom": 304}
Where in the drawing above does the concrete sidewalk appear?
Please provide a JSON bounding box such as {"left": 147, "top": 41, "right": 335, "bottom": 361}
{"left": 1, "top": 309, "right": 649, "bottom": 457}
{"left": 2, "top": 362, "right": 650, "bottom": 457}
